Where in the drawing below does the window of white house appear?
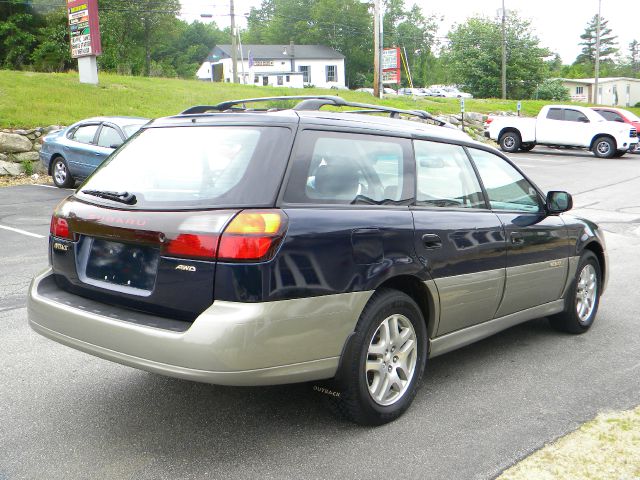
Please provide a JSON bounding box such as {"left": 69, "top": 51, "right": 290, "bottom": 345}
{"left": 326, "top": 65, "right": 337, "bottom": 82}
{"left": 286, "top": 75, "right": 290, "bottom": 82}
{"left": 277, "top": 76, "right": 283, "bottom": 86}
{"left": 299, "top": 65, "right": 310, "bottom": 83}
{"left": 576, "top": 86, "right": 584, "bottom": 94}
{"left": 254, "top": 76, "right": 259, "bottom": 83}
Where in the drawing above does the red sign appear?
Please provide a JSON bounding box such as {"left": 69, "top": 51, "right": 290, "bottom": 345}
{"left": 67, "top": 0, "right": 102, "bottom": 58}
{"left": 382, "top": 47, "right": 401, "bottom": 85}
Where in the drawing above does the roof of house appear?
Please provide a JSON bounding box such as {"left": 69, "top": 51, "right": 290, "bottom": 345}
{"left": 559, "top": 77, "right": 640, "bottom": 84}
{"left": 207, "top": 44, "right": 345, "bottom": 62}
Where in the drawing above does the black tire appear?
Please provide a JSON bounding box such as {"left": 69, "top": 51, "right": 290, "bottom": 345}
{"left": 612, "top": 150, "right": 626, "bottom": 158}
{"left": 51, "top": 156, "right": 74, "bottom": 188}
{"left": 333, "top": 289, "right": 428, "bottom": 426}
{"left": 592, "top": 136, "right": 616, "bottom": 158}
{"left": 499, "top": 131, "right": 522, "bottom": 153}
{"left": 549, "top": 251, "right": 601, "bottom": 334}
{"left": 520, "top": 143, "right": 535, "bottom": 152}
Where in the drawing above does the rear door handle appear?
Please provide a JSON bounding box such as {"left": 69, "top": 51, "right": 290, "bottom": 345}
{"left": 422, "top": 233, "right": 442, "bottom": 249}
{"left": 511, "top": 232, "right": 525, "bottom": 245}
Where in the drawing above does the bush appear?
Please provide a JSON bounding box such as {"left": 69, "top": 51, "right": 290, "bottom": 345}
{"left": 634, "top": 102, "right": 640, "bottom": 108}
{"left": 536, "top": 79, "right": 570, "bottom": 101}
{"left": 22, "top": 160, "right": 34, "bottom": 176}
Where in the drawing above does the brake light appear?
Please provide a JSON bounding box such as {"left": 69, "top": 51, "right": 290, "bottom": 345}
{"left": 50, "top": 215, "right": 72, "bottom": 239}
{"left": 164, "top": 233, "right": 218, "bottom": 259}
{"left": 218, "top": 210, "right": 287, "bottom": 261}
{"left": 485, "top": 117, "right": 493, "bottom": 125}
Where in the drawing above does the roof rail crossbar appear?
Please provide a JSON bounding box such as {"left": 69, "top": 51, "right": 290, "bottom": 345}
{"left": 180, "top": 95, "right": 448, "bottom": 126}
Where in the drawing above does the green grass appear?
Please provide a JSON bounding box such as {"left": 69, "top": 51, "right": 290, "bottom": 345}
{"left": 2, "top": 70, "right": 639, "bottom": 128}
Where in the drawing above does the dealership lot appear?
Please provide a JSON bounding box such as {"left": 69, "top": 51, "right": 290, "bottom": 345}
{"left": 1, "top": 148, "right": 640, "bottom": 479}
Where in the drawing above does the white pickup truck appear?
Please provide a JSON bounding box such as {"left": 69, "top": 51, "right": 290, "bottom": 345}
{"left": 485, "top": 105, "right": 638, "bottom": 158}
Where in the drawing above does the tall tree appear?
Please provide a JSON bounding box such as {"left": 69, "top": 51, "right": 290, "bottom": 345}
{"left": 630, "top": 40, "right": 640, "bottom": 75}
{"left": 444, "top": 14, "right": 549, "bottom": 99}
{"left": 575, "top": 15, "right": 617, "bottom": 65}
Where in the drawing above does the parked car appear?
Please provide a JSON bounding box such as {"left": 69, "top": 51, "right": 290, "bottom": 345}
{"left": 29, "top": 95, "right": 607, "bottom": 426}
{"left": 40, "top": 117, "right": 149, "bottom": 188}
{"left": 355, "top": 87, "right": 374, "bottom": 95}
{"left": 485, "top": 105, "right": 638, "bottom": 158}
{"left": 426, "top": 85, "right": 472, "bottom": 98}
{"left": 398, "top": 87, "right": 428, "bottom": 97}
{"left": 383, "top": 87, "right": 397, "bottom": 95}
{"left": 592, "top": 107, "right": 640, "bottom": 152}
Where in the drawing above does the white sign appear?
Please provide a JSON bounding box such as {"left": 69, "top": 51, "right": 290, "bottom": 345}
{"left": 460, "top": 98, "right": 465, "bottom": 113}
{"left": 382, "top": 48, "right": 399, "bottom": 70}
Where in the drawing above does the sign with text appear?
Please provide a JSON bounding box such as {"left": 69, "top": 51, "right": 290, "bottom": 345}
{"left": 382, "top": 47, "right": 401, "bottom": 84}
{"left": 67, "top": 0, "right": 102, "bottom": 58}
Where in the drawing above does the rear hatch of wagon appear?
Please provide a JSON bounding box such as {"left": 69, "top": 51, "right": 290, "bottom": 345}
{"left": 49, "top": 122, "right": 294, "bottom": 321}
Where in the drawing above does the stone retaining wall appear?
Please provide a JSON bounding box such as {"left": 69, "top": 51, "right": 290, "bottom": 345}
{"left": 0, "top": 126, "right": 64, "bottom": 176}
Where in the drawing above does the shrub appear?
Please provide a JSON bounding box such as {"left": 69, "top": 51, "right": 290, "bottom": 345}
{"left": 536, "top": 79, "right": 570, "bottom": 101}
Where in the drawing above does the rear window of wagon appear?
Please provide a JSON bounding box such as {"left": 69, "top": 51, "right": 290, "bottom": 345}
{"left": 78, "top": 126, "right": 292, "bottom": 210}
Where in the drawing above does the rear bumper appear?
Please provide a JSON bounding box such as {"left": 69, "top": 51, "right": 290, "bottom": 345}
{"left": 39, "top": 150, "right": 53, "bottom": 172}
{"left": 28, "top": 269, "right": 372, "bottom": 386}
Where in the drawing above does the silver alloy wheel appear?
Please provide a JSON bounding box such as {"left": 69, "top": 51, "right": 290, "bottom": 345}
{"left": 596, "top": 140, "right": 611, "bottom": 156}
{"left": 366, "top": 313, "right": 417, "bottom": 406}
{"left": 503, "top": 135, "right": 515, "bottom": 149}
{"left": 54, "top": 160, "right": 67, "bottom": 185}
{"left": 576, "top": 264, "right": 597, "bottom": 322}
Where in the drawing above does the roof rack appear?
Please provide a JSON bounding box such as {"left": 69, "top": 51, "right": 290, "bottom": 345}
{"left": 180, "top": 95, "right": 449, "bottom": 127}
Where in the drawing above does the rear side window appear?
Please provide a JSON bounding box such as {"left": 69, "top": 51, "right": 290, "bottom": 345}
{"left": 72, "top": 125, "right": 99, "bottom": 144}
{"left": 546, "top": 108, "right": 563, "bottom": 120}
{"left": 414, "top": 140, "right": 485, "bottom": 209}
{"left": 80, "top": 126, "right": 292, "bottom": 209}
{"left": 283, "top": 130, "right": 413, "bottom": 205}
{"left": 469, "top": 149, "right": 542, "bottom": 212}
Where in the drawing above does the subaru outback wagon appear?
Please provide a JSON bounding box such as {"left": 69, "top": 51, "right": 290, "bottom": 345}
{"left": 29, "top": 96, "right": 607, "bottom": 425}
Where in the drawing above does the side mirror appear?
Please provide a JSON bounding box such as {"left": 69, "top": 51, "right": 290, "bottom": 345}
{"left": 547, "top": 191, "right": 573, "bottom": 214}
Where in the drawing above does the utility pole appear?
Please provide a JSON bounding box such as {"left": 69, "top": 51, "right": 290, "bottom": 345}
{"left": 373, "top": 0, "right": 382, "bottom": 98}
{"left": 501, "top": 0, "right": 507, "bottom": 99}
{"left": 594, "top": 0, "right": 601, "bottom": 104}
{"left": 230, "top": 0, "right": 239, "bottom": 83}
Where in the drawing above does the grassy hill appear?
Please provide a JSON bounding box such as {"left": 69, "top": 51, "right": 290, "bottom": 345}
{"left": 1, "top": 70, "right": 636, "bottom": 128}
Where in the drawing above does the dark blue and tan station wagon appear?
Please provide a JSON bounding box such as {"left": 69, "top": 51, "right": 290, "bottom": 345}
{"left": 28, "top": 96, "right": 607, "bottom": 425}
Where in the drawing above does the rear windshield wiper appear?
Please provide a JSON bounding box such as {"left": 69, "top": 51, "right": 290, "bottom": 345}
{"left": 81, "top": 189, "right": 137, "bottom": 205}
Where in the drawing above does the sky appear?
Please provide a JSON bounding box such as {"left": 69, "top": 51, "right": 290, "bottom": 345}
{"left": 180, "top": 0, "right": 636, "bottom": 64}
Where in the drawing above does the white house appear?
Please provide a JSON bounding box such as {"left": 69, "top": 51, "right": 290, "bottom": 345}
{"left": 560, "top": 77, "right": 640, "bottom": 107}
{"left": 196, "top": 43, "right": 346, "bottom": 89}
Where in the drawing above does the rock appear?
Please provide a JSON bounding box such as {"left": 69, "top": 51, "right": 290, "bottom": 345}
{"left": 31, "top": 173, "right": 40, "bottom": 180}
{"left": 11, "top": 151, "right": 40, "bottom": 163}
{"left": 44, "top": 125, "right": 65, "bottom": 134}
{"left": 0, "top": 160, "right": 24, "bottom": 175}
{"left": 0, "top": 153, "right": 7, "bottom": 162}
{"left": 465, "top": 112, "right": 486, "bottom": 123}
{"left": 13, "top": 129, "right": 35, "bottom": 135}
{"left": 27, "top": 133, "right": 37, "bottom": 140}
{"left": 35, "top": 131, "right": 42, "bottom": 138}
{"left": 0, "top": 132, "right": 33, "bottom": 153}
{"left": 33, "top": 144, "right": 42, "bottom": 151}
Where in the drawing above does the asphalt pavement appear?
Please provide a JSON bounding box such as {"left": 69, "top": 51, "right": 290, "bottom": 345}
{"left": 1, "top": 149, "right": 640, "bottom": 480}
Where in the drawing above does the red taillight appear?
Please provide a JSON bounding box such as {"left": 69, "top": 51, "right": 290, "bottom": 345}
{"left": 218, "top": 210, "right": 287, "bottom": 262}
{"left": 50, "top": 215, "right": 72, "bottom": 239}
{"left": 164, "top": 233, "right": 218, "bottom": 259}
{"left": 485, "top": 117, "right": 493, "bottom": 125}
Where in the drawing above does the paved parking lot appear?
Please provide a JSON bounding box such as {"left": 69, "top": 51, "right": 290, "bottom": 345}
{"left": 1, "top": 148, "right": 640, "bottom": 480}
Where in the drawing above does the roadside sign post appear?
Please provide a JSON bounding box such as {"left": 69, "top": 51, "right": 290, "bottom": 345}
{"left": 67, "top": 0, "right": 102, "bottom": 85}
{"left": 517, "top": 101, "right": 522, "bottom": 117}
{"left": 460, "top": 98, "right": 465, "bottom": 131}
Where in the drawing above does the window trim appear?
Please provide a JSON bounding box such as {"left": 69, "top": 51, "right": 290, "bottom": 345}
{"left": 325, "top": 65, "right": 337, "bottom": 83}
